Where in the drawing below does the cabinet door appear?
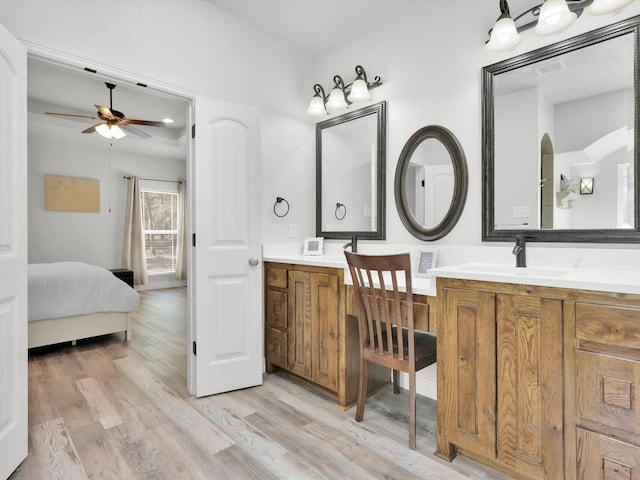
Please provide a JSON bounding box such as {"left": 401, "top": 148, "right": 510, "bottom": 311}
{"left": 496, "top": 294, "right": 564, "bottom": 480}
{"left": 311, "top": 272, "right": 338, "bottom": 391}
{"left": 438, "top": 287, "right": 497, "bottom": 459}
{"left": 288, "top": 270, "right": 312, "bottom": 378}
{"left": 577, "top": 428, "right": 640, "bottom": 480}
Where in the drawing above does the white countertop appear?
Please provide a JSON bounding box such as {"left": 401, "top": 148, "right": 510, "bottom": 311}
{"left": 262, "top": 253, "right": 436, "bottom": 296}
{"left": 429, "top": 262, "right": 640, "bottom": 295}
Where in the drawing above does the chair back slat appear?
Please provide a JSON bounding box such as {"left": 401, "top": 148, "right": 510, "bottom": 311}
{"left": 345, "top": 251, "right": 415, "bottom": 365}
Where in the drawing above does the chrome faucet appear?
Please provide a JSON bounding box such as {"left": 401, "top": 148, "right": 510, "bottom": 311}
{"left": 343, "top": 235, "right": 358, "bottom": 253}
{"left": 512, "top": 234, "right": 526, "bottom": 268}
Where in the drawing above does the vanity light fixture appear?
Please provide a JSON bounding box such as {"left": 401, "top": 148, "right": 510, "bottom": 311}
{"left": 486, "top": 0, "right": 635, "bottom": 53}
{"left": 306, "top": 65, "right": 382, "bottom": 117}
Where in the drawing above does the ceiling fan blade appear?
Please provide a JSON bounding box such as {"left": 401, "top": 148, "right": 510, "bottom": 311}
{"left": 81, "top": 123, "right": 102, "bottom": 134}
{"left": 95, "top": 104, "right": 116, "bottom": 120}
{"left": 121, "top": 124, "right": 151, "bottom": 139}
{"left": 122, "top": 119, "right": 166, "bottom": 127}
{"left": 45, "top": 112, "right": 100, "bottom": 120}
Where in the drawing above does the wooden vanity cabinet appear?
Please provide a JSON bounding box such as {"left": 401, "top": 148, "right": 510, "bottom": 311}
{"left": 265, "top": 262, "right": 389, "bottom": 407}
{"left": 436, "top": 278, "right": 564, "bottom": 480}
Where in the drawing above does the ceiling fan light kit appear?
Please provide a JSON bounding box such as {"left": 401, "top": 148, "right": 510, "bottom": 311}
{"left": 46, "top": 82, "right": 166, "bottom": 140}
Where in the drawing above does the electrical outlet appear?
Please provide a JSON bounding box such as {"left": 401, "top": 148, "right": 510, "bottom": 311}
{"left": 289, "top": 224, "right": 296, "bottom": 238}
{"left": 512, "top": 206, "right": 530, "bottom": 218}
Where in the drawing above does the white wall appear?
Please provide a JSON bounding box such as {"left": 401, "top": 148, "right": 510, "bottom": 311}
{"left": 28, "top": 127, "right": 186, "bottom": 269}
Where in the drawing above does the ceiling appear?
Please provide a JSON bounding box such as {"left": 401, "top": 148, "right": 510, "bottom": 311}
{"left": 28, "top": 59, "right": 189, "bottom": 160}
{"left": 206, "top": 0, "right": 407, "bottom": 55}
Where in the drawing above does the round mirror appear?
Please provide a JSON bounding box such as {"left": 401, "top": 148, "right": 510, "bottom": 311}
{"left": 394, "top": 125, "right": 468, "bottom": 241}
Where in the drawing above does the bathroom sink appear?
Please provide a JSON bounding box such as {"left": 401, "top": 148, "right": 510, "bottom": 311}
{"left": 460, "top": 264, "right": 569, "bottom": 278}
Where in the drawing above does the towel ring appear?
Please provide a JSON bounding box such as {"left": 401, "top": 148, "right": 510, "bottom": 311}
{"left": 273, "top": 197, "right": 290, "bottom": 218}
{"left": 335, "top": 202, "right": 347, "bottom": 220}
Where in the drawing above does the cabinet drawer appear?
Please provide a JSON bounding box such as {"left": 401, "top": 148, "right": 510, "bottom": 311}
{"left": 576, "top": 428, "right": 640, "bottom": 479}
{"left": 576, "top": 349, "right": 640, "bottom": 435}
{"left": 266, "top": 266, "right": 287, "bottom": 289}
{"left": 266, "top": 327, "right": 287, "bottom": 368}
{"left": 576, "top": 302, "right": 640, "bottom": 349}
{"left": 266, "top": 289, "right": 287, "bottom": 329}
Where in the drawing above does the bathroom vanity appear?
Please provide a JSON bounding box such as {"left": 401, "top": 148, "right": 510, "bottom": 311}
{"left": 264, "top": 255, "right": 435, "bottom": 408}
{"left": 431, "top": 264, "right": 640, "bottom": 480}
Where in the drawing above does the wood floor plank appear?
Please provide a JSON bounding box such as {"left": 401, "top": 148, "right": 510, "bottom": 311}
{"left": 113, "top": 356, "right": 236, "bottom": 456}
{"left": 30, "top": 418, "right": 88, "bottom": 480}
{"left": 75, "top": 376, "right": 123, "bottom": 429}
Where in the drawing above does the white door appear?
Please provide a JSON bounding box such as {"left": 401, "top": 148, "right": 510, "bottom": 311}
{"left": 191, "top": 97, "right": 263, "bottom": 397}
{"left": 0, "top": 21, "right": 28, "bottom": 479}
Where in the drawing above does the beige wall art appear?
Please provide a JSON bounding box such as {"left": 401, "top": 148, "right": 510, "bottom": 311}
{"left": 44, "top": 174, "right": 100, "bottom": 212}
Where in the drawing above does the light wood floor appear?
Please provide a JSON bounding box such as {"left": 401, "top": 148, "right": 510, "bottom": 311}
{"left": 10, "top": 287, "right": 508, "bottom": 480}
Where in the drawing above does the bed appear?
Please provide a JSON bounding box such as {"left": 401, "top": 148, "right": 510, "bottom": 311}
{"left": 27, "top": 262, "right": 140, "bottom": 348}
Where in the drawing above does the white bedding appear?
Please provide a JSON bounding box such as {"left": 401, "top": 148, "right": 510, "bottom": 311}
{"left": 28, "top": 262, "right": 140, "bottom": 322}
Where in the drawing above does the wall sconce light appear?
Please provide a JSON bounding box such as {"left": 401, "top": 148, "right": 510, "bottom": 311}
{"left": 485, "top": 0, "right": 634, "bottom": 53}
{"left": 306, "top": 65, "right": 382, "bottom": 117}
{"left": 580, "top": 177, "right": 594, "bottom": 194}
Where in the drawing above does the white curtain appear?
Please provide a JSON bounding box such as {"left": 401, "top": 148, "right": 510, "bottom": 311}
{"left": 175, "top": 180, "right": 187, "bottom": 280}
{"left": 122, "top": 176, "right": 148, "bottom": 285}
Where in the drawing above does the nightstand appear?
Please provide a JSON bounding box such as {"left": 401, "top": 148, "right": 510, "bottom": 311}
{"left": 109, "top": 268, "right": 134, "bottom": 288}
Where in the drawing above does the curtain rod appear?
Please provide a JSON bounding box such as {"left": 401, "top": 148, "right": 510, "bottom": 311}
{"left": 123, "top": 176, "right": 182, "bottom": 184}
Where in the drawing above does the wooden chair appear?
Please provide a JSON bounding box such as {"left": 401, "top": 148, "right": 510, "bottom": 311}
{"left": 344, "top": 251, "right": 437, "bottom": 450}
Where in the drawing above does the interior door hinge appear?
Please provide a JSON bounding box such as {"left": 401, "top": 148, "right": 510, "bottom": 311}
{"left": 192, "top": 341, "right": 197, "bottom": 356}
{"left": 192, "top": 233, "right": 196, "bottom": 247}
{"left": 191, "top": 124, "right": 196, "bottom": 139}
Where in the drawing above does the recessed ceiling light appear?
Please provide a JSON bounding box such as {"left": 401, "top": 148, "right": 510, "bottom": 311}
{"left": 162, "top": 118, "right": 174, "bottom": 124}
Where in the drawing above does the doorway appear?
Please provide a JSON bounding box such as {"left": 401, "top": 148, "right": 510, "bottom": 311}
{"left": 26, "top": 51, "right": 193, "bottom": 386}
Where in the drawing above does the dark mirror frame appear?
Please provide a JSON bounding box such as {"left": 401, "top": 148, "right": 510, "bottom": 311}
{"left": 316, "top": 101, "right": 386, "bottom": 240}
{"left": 395, "top": 125, "right": 468, "bottom": 241}
{"left": 482, "top": 15, "right": 640, "bottom": 243}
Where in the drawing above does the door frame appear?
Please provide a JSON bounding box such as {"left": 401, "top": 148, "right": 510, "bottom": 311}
{"left": 20, "top": 37, "right": 201, "bottom": 394}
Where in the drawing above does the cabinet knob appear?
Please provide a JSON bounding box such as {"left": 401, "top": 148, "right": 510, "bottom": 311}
{"left": 248, "top": 257, "right": 259, "bottom": 267}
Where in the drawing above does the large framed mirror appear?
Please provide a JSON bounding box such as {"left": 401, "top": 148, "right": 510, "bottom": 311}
{"left": 395, "top": 125, "right": 468, "bottom": 241}
{"left": 482, "top": 15, "right": 640, "bottom": 242}
{"left": 316, "top": 101, "right": 386, "bottom": 239}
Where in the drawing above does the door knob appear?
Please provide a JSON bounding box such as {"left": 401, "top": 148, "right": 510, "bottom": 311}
{"left": 248, "top": 257, "right": 259, "bottom": 267}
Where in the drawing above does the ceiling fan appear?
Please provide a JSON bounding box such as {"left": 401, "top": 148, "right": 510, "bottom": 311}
{"left": 45, "top": 82, "right": 166, "bottom": 140}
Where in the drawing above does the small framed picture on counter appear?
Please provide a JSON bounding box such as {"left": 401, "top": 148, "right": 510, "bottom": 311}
{"left": 416, "top": 249, "right": 438, "bottom": 278}
{"left": 303, "top": 237, "right": 324, "bottom": 256}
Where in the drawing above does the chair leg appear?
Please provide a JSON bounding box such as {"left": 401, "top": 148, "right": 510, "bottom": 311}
{"left": 409, "top": 372, "right": 416, "bottom": 450}
{"left": 355, "top": 358, "right": 369, "bottom": 422}
{"left": 392, "top": 369, "right": 399, "bottom": 394}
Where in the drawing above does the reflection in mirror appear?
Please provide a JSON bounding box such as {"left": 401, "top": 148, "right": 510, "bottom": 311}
{"left": 483, "top": 16, "right": 640, "bottom": 242}
{"left": 316, "top": 101, "right": 386, "bottom": 239}
{"left": 404, "top": 139, "right": 454, "bottom": 229}
{"left": 395, "top": 125, "right": 468, "bottom": 241}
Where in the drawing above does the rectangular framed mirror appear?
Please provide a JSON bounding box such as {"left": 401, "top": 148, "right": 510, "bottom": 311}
{"left": 482, "top": 15, "right": 640, "bottom": 242}
{"left": 316, "top": 101, "right": 386, "bottom": 240}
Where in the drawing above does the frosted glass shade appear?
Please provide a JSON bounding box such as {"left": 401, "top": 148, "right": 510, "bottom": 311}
{"left": 486, "top": 15, "right": 521, "bottom": 52}
{"left": 347, "top": 78, "right": 371, "bottom": 102}
{"left": 326, "top": 87, "right": 348, "bottom": 112}
{"left": 588, "top": 0, "right": 633, "bottom": 15}
{"left": 534, "top": 0, "right": 577, "bottom": 35}
{"left": 96, "top": 123, "right": 126, "bottom": 139}
{"left": 306, "top": 95, "right": 327, "bottom": 116}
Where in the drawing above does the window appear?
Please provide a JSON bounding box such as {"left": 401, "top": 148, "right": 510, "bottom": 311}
{"left": 141, "top": 182, "right": 179, "bottom": 275}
